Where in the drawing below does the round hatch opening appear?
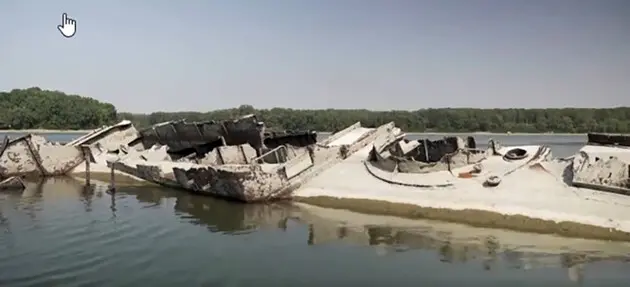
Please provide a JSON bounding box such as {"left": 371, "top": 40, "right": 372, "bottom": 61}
{"left": 503, "top": 148, "right": 528, "bottom": 161}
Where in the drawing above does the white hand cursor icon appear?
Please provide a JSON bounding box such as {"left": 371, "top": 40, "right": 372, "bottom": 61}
{"left": 57, "top": 13, "right": 77, "bottom": 38}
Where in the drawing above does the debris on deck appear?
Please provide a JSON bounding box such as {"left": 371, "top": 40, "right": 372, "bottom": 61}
{"left": 0, "top": 120, "right": 139, "bottom": 178}
{"left": 109, "top": 121, "right": 400, "bottom": 202}
{"left": 0, "top": 134, "right": 85, "bottom": 177}
{"left": 570, "top": 133, "right": 630, "bottom": 195}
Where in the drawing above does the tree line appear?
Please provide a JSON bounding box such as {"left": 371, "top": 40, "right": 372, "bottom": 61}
{"left": 0, "top": 88, "right": 117, "bottom": 130}
{"left": 119, "top": 105, "right": 630, "bottom": 133}
{"left": 2, "top": 88, "right": 630, "bottom": 133}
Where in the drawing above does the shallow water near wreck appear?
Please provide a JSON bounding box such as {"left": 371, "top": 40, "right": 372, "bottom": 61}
{"left": 0, "top": 179, "right": 630, "bottom": 286}
{"left": 2, "top": 133, "right": 627, "bottom": 286}
{"left": 2, "top": 178, "right": 630, "bottom": 286}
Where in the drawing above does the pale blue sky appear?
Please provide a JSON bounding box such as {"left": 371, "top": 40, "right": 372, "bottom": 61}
{"left": 1, "top": 0, "right": 629, "bottom": 113}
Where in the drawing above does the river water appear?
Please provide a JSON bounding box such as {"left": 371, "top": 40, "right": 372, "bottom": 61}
{"left": 1, "top": 133, "right": 629, "bottom": 286}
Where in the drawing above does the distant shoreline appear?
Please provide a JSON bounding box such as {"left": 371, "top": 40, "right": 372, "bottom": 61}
{"left": 0, "top": 129, "right": 587, "bottom": 136}
{"left": 0, "top": 129, "right": 92, "bottom": 134}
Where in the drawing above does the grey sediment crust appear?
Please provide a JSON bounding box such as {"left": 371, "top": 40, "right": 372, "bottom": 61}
{"left": 295, "top": 196, "right": 630, "bottom": 242}
{"left": 71, "top": 171, "right": 157, "bottom": 187}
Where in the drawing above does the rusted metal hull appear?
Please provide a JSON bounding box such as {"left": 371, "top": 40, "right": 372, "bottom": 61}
{"left": 587, "top": 133, "right": 630, "bottom": 147}
{"left": 108, "top": 161, "right": 183, "bottom": 189}
{"left": 571, "top": 145, "right": 630, "bottom": 195}
{"left": 108, "top": 149, "right": 309, "bottom": 202}
{"left": 128, "top": 115, "right": 318, "bottom": 159}
{"left": 0, "top": 134, "right": 85, "bottom": 178}
{"left": 67, "top": 120, "right": 139, "bottom": 152}
{"left": 368, "top": 135, "right": 489, "bottom": 174}
{"left": 172, "top": 164, "right": 296, "bottom": 202}
{"left": 167, "top": 122, "right": 400, "bottom": 202}
{"left": 130, "top": 114, "right": 266, "bottom": 154}
{"left": 106, "top": 122, "right": 399, "bottom": 202}
{"left": 264, "top": 130, "right": 318, "bottom": 149}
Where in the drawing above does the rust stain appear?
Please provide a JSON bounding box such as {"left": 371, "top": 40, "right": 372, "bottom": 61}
{"left": 528, "top": 163, "right": 548, "bottom": 172}
{"left": 458, "top": 172, "right": 473, "bottom": 178}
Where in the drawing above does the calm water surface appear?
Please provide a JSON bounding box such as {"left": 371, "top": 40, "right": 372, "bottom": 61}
{"left": 2, "top": 133, "right": 629, "bottom": 286}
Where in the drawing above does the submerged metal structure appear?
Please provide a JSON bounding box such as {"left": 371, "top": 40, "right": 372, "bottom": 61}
{"left": 109, "top": 121, "right": 400, "bottom": 202}
{"left": 0, "top": 120, "right": 139, "bottom": 179}
{"left": 127, "top": 114, "right": 318, "bottom": 158}
{"left": 129, "top": 114, "right": 267, "bottom": 155}
{"left": 0, "top": 115, "right": 318, "bottom": 182}
{"left": 0, "top": 134, "right": 85, "bottom": 177}
{"left": 569, "top": 133, "right": 630, "bottom": 194}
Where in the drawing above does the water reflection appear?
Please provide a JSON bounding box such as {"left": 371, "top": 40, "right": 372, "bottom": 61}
{"left": 19, "top": 179, "right": 45, "bottom": 220}
{"left": 0, "top": 178, "right": 293, "bottom": 235}
{"left": 1, "top": 178, "right": 629, "bottom": 284}
{"left": 109, "top": 188, "right": 117, "bottom": 217}
{"left": 295, "top": 203, "right": 630, "bottom": 282}
{"left": 124, "top": 184, "right": 295, "bottom": 235}
{"left": 80, "top": 183, "right": 95, "bottom": 213}
{"left": 0, "top": 209, "right": 10, "bottom": 233}
{"left": 123, "top": 183, "right": 630, "bottom": 283}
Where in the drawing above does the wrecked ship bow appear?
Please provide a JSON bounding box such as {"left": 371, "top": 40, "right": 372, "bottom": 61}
{"left": 171, "top": 122, "right": 400, "bottom": 202}
{"left": 568, "top": 133, "right": 630, "bottom": 195}
{"left": 108, "top": 121, "right": 402, "bottom": 202}
{"left": 0, "top": 134, "right": 90, "bottom": 178}
{"left": 98, "top": 121, "right": 630, "bottom": 240}
{"left": 6, "top": 115, "right": 630, "bottom": 241}
{"left": 128, "top": 114, "right": 271, "bottom": 157}
{"left": 0, "top": 120, "right": 139, "bottom": 180}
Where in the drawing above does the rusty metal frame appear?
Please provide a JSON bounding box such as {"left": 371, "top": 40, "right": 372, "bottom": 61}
{"left": 22, "top": 135, "right": 48, "bottom": 176}
{"left": 0, "top": 136, "right": 10, "bottom": 159}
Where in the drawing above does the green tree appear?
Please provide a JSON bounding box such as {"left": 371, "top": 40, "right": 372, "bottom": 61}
{"left": 4, "top": 88, "right": 630, "bottom": 133}
{"left": 0, "top": 87, "right": 118, "bottom": 129}
{"left": 119, "top": 106, "right": 630, "bottom": 134}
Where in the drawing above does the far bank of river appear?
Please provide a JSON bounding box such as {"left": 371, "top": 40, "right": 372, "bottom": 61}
{"left": 0, "top": 129, "right": 91, "bottom": 134}
{"left": 0, "top": 129, "right": 588, "bottom": 135}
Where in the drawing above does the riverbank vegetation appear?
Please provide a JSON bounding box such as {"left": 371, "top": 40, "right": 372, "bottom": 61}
{"left": 2, "top": 88, "right": 629, "bottom": 133}
{"left": 120, "top": 105, "right": 630, "bottom": 133}
{"left": 0, "top": 88, "right": 117, "bottom": 130}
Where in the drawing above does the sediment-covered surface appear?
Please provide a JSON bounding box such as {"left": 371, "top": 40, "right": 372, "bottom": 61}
{"left": 67, "top": 120, "right": 139, "bottom": 152}
{"left": 571, "top": 144, "right": 630, "bottom": 194}
{"left": 130, "top": 115, "right": 266, "bottom": 153}
{"left": 294, "top": 141, "right": 630, "bottom": 241}
{"left": 56, "top": 119, "right": 630, "bottom": 242}
{"left": 0, "top": 120, "right": 141, "bottom": 179}
{"left": 0, "top": 134, "right": 85, "bottom": 177}
{"left": 108, "top": 122, "right": 401, "bottom": 202}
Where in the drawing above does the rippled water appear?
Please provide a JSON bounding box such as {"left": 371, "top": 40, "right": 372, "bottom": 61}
{"left": 1, "top": 133, "right": 629, "bottom": 286}
{"left": 2, "top": 178, "right": 630, "bottom": 286}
